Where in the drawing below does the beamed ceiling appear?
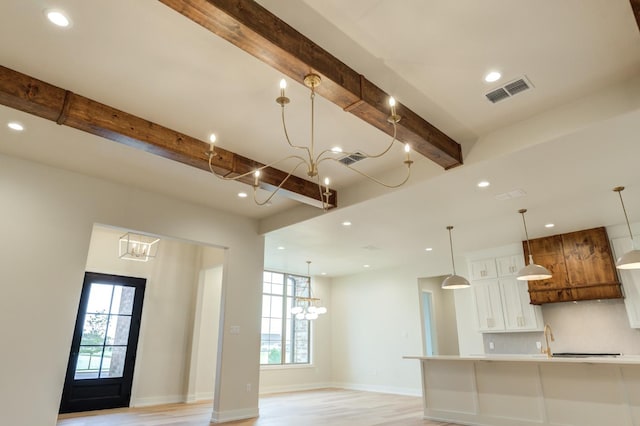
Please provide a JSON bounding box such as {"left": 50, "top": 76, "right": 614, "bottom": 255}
{"left": 1, "top": 0, "right": 640, "bottom": 276}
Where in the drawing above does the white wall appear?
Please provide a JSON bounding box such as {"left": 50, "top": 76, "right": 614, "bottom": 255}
{"left": 259, "top": 275, "right": 333, "bottom": 394}
{"left": 0, "top": 154, "right": 263, "bottom": 426}
{"left": 330, "top": 265, "right": 428, "bottom": 396}
{"left": 418, "top": 277, "right": 459, "bottom": 356}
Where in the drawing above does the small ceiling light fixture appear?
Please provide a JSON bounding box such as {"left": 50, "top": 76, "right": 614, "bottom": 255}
{"left": 442, "top": 226, "right": 470, "bottom": 289}
{"left": 119, "top": 232, "right": 160, "bottom": 262}
{"left": 477, "top": 180, "right": 490, "bottom": 188}
{"left": 425, "top": 247, "right": 433, "bottom": 252}
{"left": 545, "top": 223, "right": 555, "bottom": 228}
{"left": 45, "top": 9, "right": 71, "bottom": 27}
{"left": 363, "top": 264, "right": 370, "bottom": 268}
{"left": 517, "top": 209, "right": 552, "bottom": 280}
{"left": 290, "top": 261, "right": 327, "bottom": 320}
{"left": 237, "top": 192, "right": 248, "bottom": 198}
{"left": 342, "top": 221, "right": 352, "bottom": 227}
{"left": 613, "top": 186, "right": 640, "bottom": 269}
{"left": 206, "top": 75, "right": 412, "bottom": 210}
{"left": 484, "top": 71, "right": 502, "bottom": 83}
{"left": 277, "top": 246, "right": 285, "bottom": 250}
{"left": 7, "top": 122, "right": 24, "bottom": 131}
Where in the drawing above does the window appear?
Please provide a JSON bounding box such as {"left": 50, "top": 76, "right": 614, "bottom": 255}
{"left": 260, "top": 271, "right": 310, "bottom": 365}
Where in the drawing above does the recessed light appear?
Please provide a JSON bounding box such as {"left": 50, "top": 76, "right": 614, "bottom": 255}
{"left": 484, "top": 71, "right": 501, "bottom": 83}
{"left": 342, "top": 221, "right": 352, "bottom": 226}
{"left": 7, "top": 122, "right": 24, "bottom": 131}
{"left": 45, "top": 10, "right": 71, "bottom": 27}
{"left": 321, "top": 272, "right": 327, "bottom": 276}
{"left": 277, "top": 246, "right": 285, "bottom": 250}
{"left": 425, "top": 247, "right": 433, "bottom": 252}
{"left": 237, "top": 192, "right": 248, "bottom": 198}
{"left": 363, "top": 264, "right": 370, "bottom": 268}
{"left": 545, "top": 223, "right": 555, "bottom": 228}
{"left": 477, "top": 180, "right": 490, "bottom": 188}
{"left": 331, "top": 146, "right": 343, "bottom": 153}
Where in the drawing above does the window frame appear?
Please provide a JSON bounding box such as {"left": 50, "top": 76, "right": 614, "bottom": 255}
{"left": 260, "top": 270, "right": 312, "bottom": 366}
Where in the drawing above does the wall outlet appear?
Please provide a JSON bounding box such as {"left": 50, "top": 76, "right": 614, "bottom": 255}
{"left": 489, "top": 341, "right": 495, "bottom": 350}
{"left": 536, "top": 341, "right": 542, "bottom": 350}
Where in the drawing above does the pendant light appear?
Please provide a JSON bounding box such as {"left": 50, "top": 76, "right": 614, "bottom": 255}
{"left": 613, "top": 186, "right": 640, "bottom": 269}
{"left": 442, "top": 226, "right": 470, "bottom": 289}
{"left": 516, "top": 209, "right": 552, "bottom": 281}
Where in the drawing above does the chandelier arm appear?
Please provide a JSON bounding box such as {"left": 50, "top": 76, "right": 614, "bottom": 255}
{"left": 321, "top": 157, "right": 412, "bottom": 188}
{"left": 281, "top": 105, "right": 312, "bottom": 160}
{"left": 252, "top": 160, "right": 308, "bottom": 206}
{"left": 209, "top": 153, "right": 309, "bottom": 181}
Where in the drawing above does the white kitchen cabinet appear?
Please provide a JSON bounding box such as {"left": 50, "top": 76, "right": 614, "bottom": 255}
{"left": 472, "top": 280, "right": 505, "bottom": 332}
{"left": 499, "top": 278, "right": 543, "bottom": 331}
{"left": 496, "top": 255, "right": 525, "bottom": 277}
{"left": 470, "top": 258, "right": 498, "bottom": 280}
{"left": 611, "top": 236, "right": 640, "bottom": 328}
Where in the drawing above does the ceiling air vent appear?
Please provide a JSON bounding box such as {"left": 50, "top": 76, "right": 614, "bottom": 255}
{"left": 338, "top": 151, "right": 366, "bottom": 166}
{"left": 485, "top": 76, "right": 534, "bottom": 103}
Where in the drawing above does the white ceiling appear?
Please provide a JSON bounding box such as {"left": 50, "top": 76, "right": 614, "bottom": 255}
{"left": 1, "top": 0, "right": 639, "bottom": 277}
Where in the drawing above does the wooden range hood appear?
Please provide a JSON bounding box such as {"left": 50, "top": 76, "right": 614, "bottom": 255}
{"left": 523, "top": 227, "right": 623, "bottom": 305}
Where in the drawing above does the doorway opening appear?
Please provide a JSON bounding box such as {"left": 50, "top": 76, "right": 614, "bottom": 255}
{"left": 421, "top": 291, "right": 437, "bottom": 356}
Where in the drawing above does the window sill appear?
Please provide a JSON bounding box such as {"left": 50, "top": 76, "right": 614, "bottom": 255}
{"left": 260, "top": 363, "right": 315, "bottom": 371}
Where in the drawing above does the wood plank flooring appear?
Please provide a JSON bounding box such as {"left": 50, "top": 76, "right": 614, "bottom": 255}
{"left": 57, "top": 388, "right": 461, "bottom": 426}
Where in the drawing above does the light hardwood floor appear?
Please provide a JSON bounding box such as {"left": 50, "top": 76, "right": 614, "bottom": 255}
{"left": 57, "top": 388, "right": 461, "bottom": 426}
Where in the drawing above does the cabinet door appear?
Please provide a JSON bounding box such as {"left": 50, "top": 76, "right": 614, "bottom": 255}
{"left": 612, "top": 236, "right": 640, "bottom": 328}
{"left": 470, "top": 259, "right": 498, "bottom": 281}
{"left": 472, "top": 280, "right": 505, "bottom": 332}
{"left": 496, "top": 255, "right": 525, "bottom": 277}
{"left": 500, "top": 278, "right": 543, "bottom": 331}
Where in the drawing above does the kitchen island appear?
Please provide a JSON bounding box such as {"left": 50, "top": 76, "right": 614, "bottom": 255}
{"left": 405, "top": 355, "right": 640, "bottom": 426}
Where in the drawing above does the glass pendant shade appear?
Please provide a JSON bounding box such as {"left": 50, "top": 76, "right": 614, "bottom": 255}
{"left": 517, "top": 254, "right": 552, "bottom": 281}
{"left": 442, "top": 226, "right": 470, "bottom": 289}
{"left": 613, "top": 187, "right": 640, "bottom": 270}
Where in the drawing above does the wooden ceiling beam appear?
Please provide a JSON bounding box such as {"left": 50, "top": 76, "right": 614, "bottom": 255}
{"left": 158, "top": 0, "right": 463, "bottom": 170}
{"left": 631, "top": 0, "right": 640, "bottom": 33}
{"left": 0, "top": 65, "right": 336, "bottom": 208}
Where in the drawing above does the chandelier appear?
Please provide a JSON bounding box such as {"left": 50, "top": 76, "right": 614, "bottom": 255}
{"left": 290, "top": 261, "right": 327, "bottom": 320}
{"left": 119, "top": 232, "right": 160, "bottom": 262}
{"left": 207, "top": 73, "right": 413, "bottom": 210}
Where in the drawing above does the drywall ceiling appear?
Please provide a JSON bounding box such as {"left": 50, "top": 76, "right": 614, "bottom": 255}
{"left": 1, "top": 0, "right": 639, "bottom": 276}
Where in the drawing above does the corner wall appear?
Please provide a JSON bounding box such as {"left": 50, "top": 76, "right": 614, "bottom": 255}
{"left": 0, "top": 154, "right": 263, "bottom": 426}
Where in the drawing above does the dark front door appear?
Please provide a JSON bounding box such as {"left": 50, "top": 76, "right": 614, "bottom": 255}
{"left": 59, "top": 272, "right": 146, "bottom": 413}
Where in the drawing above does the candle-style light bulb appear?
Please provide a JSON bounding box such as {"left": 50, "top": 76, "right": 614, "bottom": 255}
{"left": 254, "top": 170, "right": 261, "bottom": 187}
{"left": 280, "top": 79, "right": 286, "bottom": 97}
{"left": 389, "top": 96, "right": 397, "bottom": 116}
{"left": 208, "top": 133, "right": 217, "bottom": 153}
{"left": 404, "top": 143, "right": 411, "bottom": 161}
{"left": 324, "top": 177, "right": 330, "bottom": 187}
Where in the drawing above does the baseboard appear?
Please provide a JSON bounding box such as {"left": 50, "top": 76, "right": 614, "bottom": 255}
{"left": 131, "top": 394, "right": 185, "bottom": 407}
{"left": 332, "top": 382, "right": 422, "bottom": 397}
{"left": 259, "top": 382, "right": 334, "bottom": 395}
{"left": 211, "top": 407, "right": 259, "bottom": 423}
{"left": 185, "top": 391, "right": 214, "bottom": 403}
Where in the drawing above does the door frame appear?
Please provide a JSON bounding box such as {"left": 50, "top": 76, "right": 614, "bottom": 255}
{"left": 59, "top": 272, "right": 146, "bottom": 413}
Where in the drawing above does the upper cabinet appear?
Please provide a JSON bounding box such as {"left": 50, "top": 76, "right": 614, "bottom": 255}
{"left": 523, "top": 227, "right": 622, "bottom": 305}
{"left": 611, "top": 236, "right": 640, "bottom": 328}
{"left": 496, "top": 255, "right": 525, "bottom": 277}
{"left": 470, "top": 259, "right": 498, "bottom": 281}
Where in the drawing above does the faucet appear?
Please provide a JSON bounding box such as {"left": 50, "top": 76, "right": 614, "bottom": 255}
{"left": 542, "top": 324, "right": 555, "bottom": 358}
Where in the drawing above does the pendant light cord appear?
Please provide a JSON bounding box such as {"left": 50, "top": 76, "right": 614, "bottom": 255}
{"left": 520, "top": 209, "right": 534, "bottom": 265}
{"left": 447, "top": 226, "right": 457, "bottom": 275}
{"left": 617, "top": 189, "right": 635, "bottom": 242}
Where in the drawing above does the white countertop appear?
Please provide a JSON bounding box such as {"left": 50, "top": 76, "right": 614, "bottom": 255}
{"left": 404, "top": 354, "right": 640, "bottom": 365}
